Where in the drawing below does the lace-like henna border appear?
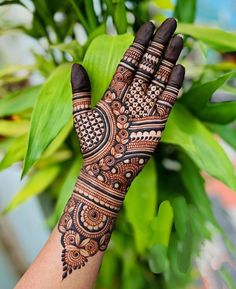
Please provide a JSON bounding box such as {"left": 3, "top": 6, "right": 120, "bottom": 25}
{"left": 58, "top": 180, "right": 119, "bottom": 279}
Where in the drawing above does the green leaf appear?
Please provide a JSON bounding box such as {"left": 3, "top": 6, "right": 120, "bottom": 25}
{"left": 22, "top": 63, "right": 71, "bottom": 177}
{"left": 171, "top": 196, "right": 187, "bottom": 240}
{"left": 98, "top": 250, "right": 119, "bottom": 289}
{"left": 220, "top": 267, "right": 235, "bottom": 289}
{"left": 0, "top": 134, "right": 27, "bottom": 171}
{"left": 181, "top": 72, "right": 233, "bottom": 111}
{"left": 179, "top": 152, "right": 218, "bottom": 227}
{"left": 181, "top": 72, "right": 236, "bottom": 124}
{"left": 48, "top": 156, "right": 83, "bottom": 227}
{"left": 3, "top": 166, "right": 61, "bottom": 214}
{"left": 197, "top": 101, "right": 236, "bottom": 124}
{"left": 113, "top": 1, "right": 127, "bottom": 34}
{"left": 124, "top": 158, "right": 157, "bottom": 253}
{"left": 150, "top": 200, "right": 174, "bottom": 247}
{"left": 0, "top": 85, "right": 41, "bottom": 117}
{"left": 176, "top": 221, "right": 194, "bottom": 273}
{"left": 206, "top": 122, "right": 236, "bottom": 151}
{"left": 0, "top": 119, "right": 29, "bottom": 137}
{"left": 83, "top": 34, "right": 133, "bottom": 104}
{"left": 43, "top": 119, "right": 72, "bottom": 158}
{"left": 148, "top": 244, "right": 168, "bottom": 274}
{"left": 52, "top": 41, "right": 83, "bottom": 61}
{"left": 176, "top": 23, "right": 236, "bottom": 52}
{"left": 174, "top": 0, "right": 196, "bottom": 23}
{"left": 84, "top": 24, "right": 106, "bottom": 51}
{"left": 162, "top": 103, "right": 236, "bottom": 191}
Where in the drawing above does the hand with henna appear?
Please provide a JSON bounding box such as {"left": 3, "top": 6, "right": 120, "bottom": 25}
{"left": 58, "top": 18, "right": 185, "bottom": 279}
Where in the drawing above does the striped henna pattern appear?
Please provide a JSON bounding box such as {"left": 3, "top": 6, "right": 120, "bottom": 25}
{"left": 58, "top": 19, "right": 185, "bottom": 279}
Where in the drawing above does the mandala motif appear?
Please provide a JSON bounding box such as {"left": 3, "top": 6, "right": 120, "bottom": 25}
{"left": 59, "top": 195, "right": 113, "bottom": 279}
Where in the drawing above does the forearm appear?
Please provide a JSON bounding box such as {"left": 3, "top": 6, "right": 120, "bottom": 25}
{"left": 15, "top": 174, "right": 114, "bottom": 289}
{"left": 15, "top": 170, "right": 122, "bottom": 289}
{"left": 14, "top": 228, "right": 104, "bottom": 289}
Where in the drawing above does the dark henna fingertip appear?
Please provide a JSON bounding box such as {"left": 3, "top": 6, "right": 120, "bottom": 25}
{"left": 71, "top": 63, "right": 91, "bottom": 93}
{"left": 168, "top": 64, "right": 185, "bottom": 88}
{"left": 134, "top": 21, "right": 156, "bottom": 45}
{"left": 163, "top": 35, "right": 184, "bottom": 63}
{"left": 153, "top": 18, "right": 177, "bottom": 44}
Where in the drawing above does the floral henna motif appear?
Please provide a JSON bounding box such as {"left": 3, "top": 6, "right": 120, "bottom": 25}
{"left": 58, "top": 19, "right": 185, "bottom": 279}
{"left": 58, "top": 195, "right": 113, "bottom": 279}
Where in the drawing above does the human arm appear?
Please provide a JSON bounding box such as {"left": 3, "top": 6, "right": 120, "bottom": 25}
{"left": 15, "top": 18, "right": 185, "bottom": 289}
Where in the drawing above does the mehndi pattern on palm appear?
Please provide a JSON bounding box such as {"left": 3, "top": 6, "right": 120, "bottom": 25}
{"left": 58, "top": 18, "right": 185, "bottom": 279}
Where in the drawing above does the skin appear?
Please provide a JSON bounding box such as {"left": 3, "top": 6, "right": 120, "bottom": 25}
{"left": 15, "top": 18, "right": 185, "bottom": 289}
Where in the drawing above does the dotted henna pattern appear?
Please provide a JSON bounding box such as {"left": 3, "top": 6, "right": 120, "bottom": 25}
{"left": 58, "top": 19, "right": 185, "bottom": 279}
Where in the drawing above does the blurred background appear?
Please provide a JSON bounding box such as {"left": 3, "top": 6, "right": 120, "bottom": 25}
{"left": 0, "top": 0, "right": 236, "bottom": 288}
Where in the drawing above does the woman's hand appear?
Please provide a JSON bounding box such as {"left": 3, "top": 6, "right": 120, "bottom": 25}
{"left": 58, "top": 18, "right": 185, "bottom": 279}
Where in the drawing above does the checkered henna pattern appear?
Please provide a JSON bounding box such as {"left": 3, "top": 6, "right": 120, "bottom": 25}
{"left": 58, "top": 18, "right": 185, "bottom": 279}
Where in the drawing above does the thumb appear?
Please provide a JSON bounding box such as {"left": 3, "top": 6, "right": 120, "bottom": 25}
{"left": 71, "top": 63, "right": 91, "bottom": 115}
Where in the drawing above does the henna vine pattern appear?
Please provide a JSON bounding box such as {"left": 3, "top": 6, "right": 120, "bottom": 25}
{"left": 58, "top": 18, "right": 185, "bottom": 279}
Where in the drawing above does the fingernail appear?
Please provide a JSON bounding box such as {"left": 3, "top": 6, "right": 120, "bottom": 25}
{"left": 149, "top": 19, "right": 156, "bottom": 25}
{"left": 177, "top": 34, "right": 184, "bottom": 39}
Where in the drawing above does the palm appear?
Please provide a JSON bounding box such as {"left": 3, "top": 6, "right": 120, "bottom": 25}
{"left": 72, "top": 18, "right": 184, "bottom": 192}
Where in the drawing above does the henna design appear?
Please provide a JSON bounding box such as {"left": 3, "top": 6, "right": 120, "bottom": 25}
{"left": 58, "top": 19, "right": 185, "bottom": 279}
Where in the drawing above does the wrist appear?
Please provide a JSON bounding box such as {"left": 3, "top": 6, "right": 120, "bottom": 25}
{"left": 75, "top": 168, "right": 126, "bottom": 216}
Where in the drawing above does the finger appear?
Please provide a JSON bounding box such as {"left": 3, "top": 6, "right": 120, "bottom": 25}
{"left": 156, "top": 64, "right": 185, "bottom": 119}
{"left": 145, "top": 35, "right": 184, "bottom": 117}
{"left": 135, "top": 18, "right": 177, "bottom": 80}
{"left": 154, "top": 35, "right": 183, "bottom": 85}
{"left": 71, "top": 63, "right": 91, "bottom": 115}
{"left": 106, "top": 21, "right": 155, "bottom": 98}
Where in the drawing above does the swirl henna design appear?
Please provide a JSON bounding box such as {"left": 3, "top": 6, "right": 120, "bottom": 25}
{"left": 58, "top": 18, "right": 185, "bottom": 279}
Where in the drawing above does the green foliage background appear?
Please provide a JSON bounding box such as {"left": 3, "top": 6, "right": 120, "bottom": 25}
{"left": 0, "top": 0, "right": 236, "bottom": 288}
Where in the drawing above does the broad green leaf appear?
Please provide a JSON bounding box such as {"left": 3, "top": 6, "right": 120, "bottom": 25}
{"left": 171, "top": 196, "right": 187, "bottom": 240}
{"left": 174, "top": 0, "right": 196, "bottom": 23}
{"left": 3, "top": 166, "right": 61, "bottom": 214}
{"left": 48, "top": 156, "right": 83, "bottom": 227}
{"left": 181, "top": 72, "right": 236, "bottom": 124}
{"left": 176, "top": 23, "right": 236, "bottom": 52}
{"left": 207, "top": 122, "right": 236, "bottom": 151}
{"left": 162, "top": 103, "right": 236, "bottom": 191}
{"left": 181, "top": 72, "right": 234, "bottom": 111}
{"left": 83, "top": 34, "right": 133, "bottom": 104}
{"left": 197, "top": 101, "right": 236, "bottom": 124}
{"left": 0, "top": 134, "right": 27, "bottom": 171}
{"left": 35, "top": 150, "right": 72, "bottom": 169}
{"left": 29, "top": 120, "right": 72, "bottom": 169}
{"left": 150, "top": 200, "right": 174, "bottom": 247}
{"left": 124, "top": 158, "right": 157, "bottom": 253}
{"left": 22, "top": 63, "right": 71, "bottom": 177}
{"left": 0, "top": 119, "right": 29, "bottom": 137}
{"left": 179, "top": 152, "right": 218, "bottom": 227}
{"left": 0, "top": 85, "right": 41, "bottom": 117}
{"left": 43, "top": 119, "right": 72, "bottom": 157}
{"left": 148, "top": 244, "right": 168, "bottom": 274}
